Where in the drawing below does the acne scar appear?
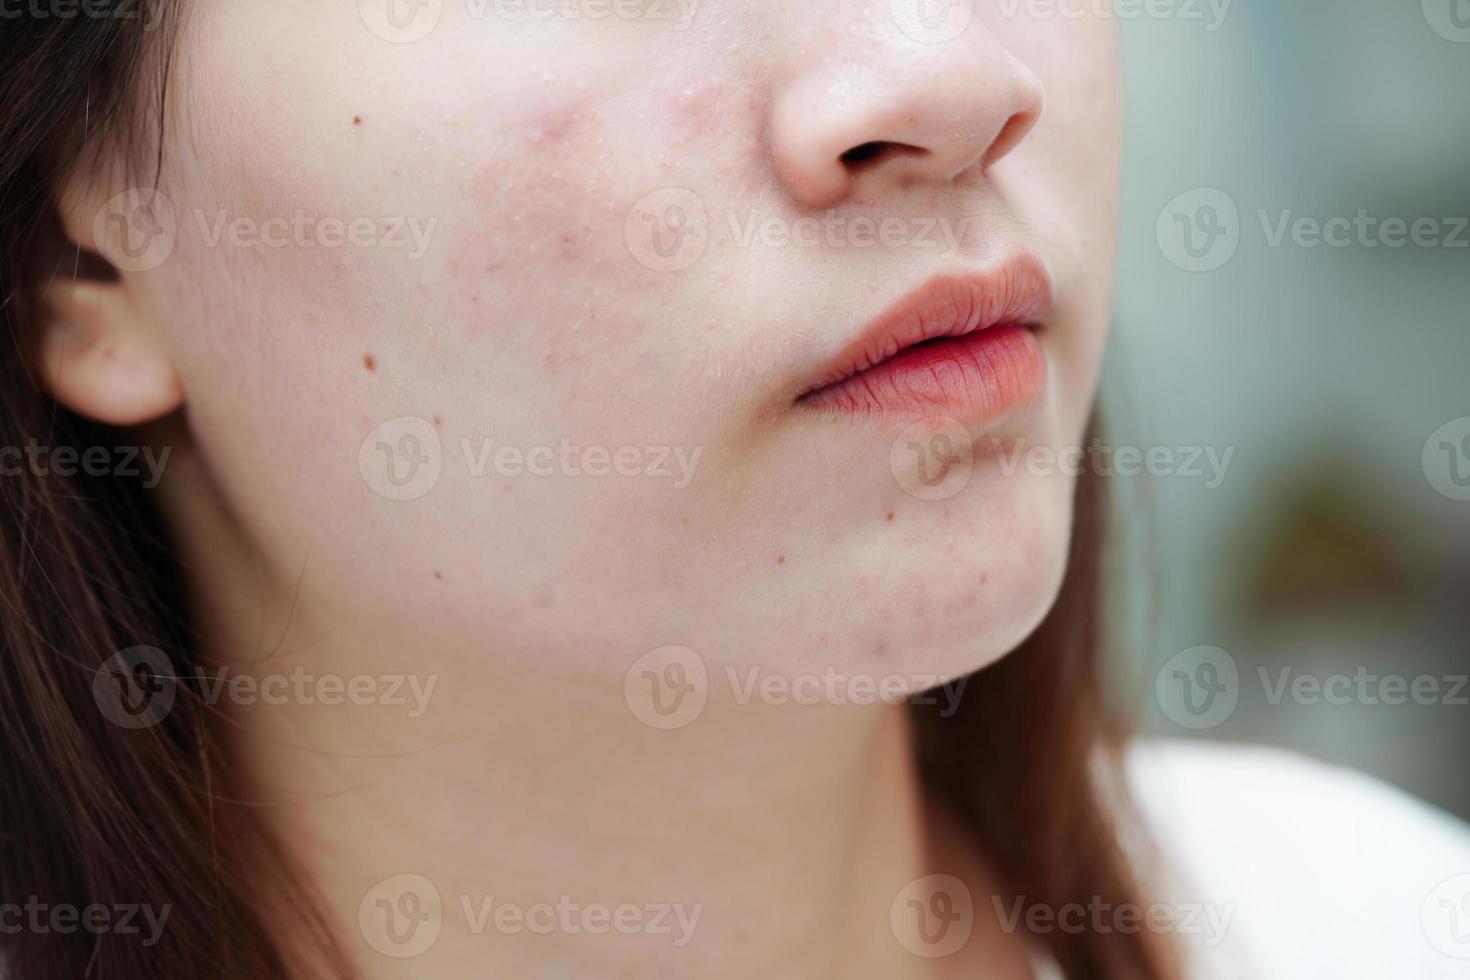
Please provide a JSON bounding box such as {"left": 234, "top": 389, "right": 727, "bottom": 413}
{"left": 362, "top": 353, "right": 377, "bottom": 372}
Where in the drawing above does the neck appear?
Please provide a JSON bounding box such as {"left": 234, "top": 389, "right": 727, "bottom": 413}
{"left": 236, "top": 644, "right": 933, "bottom": 978}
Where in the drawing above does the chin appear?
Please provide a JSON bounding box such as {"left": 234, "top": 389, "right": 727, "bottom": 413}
{"left": 761, "top": 467, "right": 1078, "bottom": 699}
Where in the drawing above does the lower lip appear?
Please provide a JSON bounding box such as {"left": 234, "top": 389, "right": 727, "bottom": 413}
{"left": 797, "top": 325, "right": 1047, "bottom": 423}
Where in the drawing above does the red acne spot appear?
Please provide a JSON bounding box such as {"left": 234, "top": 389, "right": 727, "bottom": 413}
{"left": 362, "top": 353, "right": 377, "bottom": 372}
{"left": 533, "top": 105, "right": 582, "bottom": 145}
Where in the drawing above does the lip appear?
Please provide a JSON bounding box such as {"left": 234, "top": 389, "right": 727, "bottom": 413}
{"left": 796, "top": 254, "right": 1052, "bottom": 423}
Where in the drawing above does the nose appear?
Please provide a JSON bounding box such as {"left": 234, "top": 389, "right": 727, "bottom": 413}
{"left": 767, "top": 21, "right": 1045, "bottom": 210}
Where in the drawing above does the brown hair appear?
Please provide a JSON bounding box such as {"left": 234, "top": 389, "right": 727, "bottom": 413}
{"left": 0, "top": 7, "right": 1175, "bottom": 979}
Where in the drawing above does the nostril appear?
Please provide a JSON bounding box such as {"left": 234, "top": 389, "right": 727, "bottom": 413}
{"left": 839, "top": 140, "right": 928, "bottom": 170}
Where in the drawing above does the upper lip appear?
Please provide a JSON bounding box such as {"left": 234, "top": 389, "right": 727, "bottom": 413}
{"left": 798, "top": 252, "right": 1054, "bottom": 397}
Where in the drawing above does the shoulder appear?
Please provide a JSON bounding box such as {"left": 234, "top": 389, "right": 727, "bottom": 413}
{"left": 1120, "top": 738, "right": 1470, "bottom": 979}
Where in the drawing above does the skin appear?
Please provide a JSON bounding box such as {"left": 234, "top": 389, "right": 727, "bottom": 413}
{"left": 42, "top": 1, "right": 1120, "bottom": 976}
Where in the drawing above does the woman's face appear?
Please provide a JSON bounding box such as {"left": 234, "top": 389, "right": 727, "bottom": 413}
{"left": 120, "top": 0, "right": 1119, "bottom": 690}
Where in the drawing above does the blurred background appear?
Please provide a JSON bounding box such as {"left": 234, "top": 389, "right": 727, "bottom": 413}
{"left": 1108, "top": 0, "right": 1470, "bottom": 818}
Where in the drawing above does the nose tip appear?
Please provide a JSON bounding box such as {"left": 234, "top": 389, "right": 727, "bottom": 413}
{"left": 767, "top": 41, "right": 1045, "bottom": 210}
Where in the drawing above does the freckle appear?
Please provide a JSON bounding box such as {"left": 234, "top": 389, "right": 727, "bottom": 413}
{"left": 433, "top": 571, "right": 444, "bottom": 581}
{"left": 432, "top": 415, "right": 444, "bottom": 428}
{"left": 353, "top": 115, "right": 363, "bottom": 126}
{"left": 680, "top": 517, "right": 691, "bottom": 526}
{"left": 776, "top": 555, "right": 786, "bottom": 565}
{"left": 979, "top": 572, "right": 989, "bottom": 585}
{"left": 886, "top": 511, "right": 895, "bottom": 523}
{"left": 362, "top": 353, "right": 377, "bottom": 372}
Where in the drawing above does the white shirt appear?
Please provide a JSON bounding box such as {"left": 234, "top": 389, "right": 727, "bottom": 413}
{"left": 1082, "top": 739, "right": 1470, "bottom": 979}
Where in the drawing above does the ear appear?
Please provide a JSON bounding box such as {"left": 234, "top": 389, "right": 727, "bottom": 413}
{"left": 35, "top": 179, "right": 184, "bottom": 427}
{"left": 35, "top": 277, "right": 183, "bottom": 427}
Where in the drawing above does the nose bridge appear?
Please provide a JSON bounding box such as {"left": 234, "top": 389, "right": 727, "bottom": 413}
{"left": 764, "top": 3, "right": 1044, "bottom": 210}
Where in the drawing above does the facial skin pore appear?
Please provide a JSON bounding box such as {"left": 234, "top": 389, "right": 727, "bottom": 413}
{"left": 45, "top": 1, "right": 1120, "bottom": 976}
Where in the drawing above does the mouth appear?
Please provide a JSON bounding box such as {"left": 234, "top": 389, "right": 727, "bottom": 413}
{"left": 796, "top": 254, "right": 1052, "bottom": 423}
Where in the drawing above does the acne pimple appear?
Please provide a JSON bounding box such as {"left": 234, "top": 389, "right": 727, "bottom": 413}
{"left": 362, "top": 353, "right": 377, "bottom": 372}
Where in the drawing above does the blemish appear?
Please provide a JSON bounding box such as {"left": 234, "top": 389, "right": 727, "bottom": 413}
{"left": 362, "top": 353, "right": 377, "bottom": 372}
{"left": 776, "top": 555, "right": 786, "bottom": 565}
{"left": 979, "top": 572, "right": 989, "bottom": 585}
{"left": 353, "top": 115, "right": 363, "bottom": 126}
{"left": 886, "top": 511, "right": 896, "bottom": 523}
{"left": 432, "top": 415, "right": 444, "bottom": 428}
{"left": 433, "top": 571, "right": 444, "bottom": 582}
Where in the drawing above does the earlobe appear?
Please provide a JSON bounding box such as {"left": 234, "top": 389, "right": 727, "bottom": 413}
{"left": 35, "top": 276, "right": 184, "bottom": 427}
